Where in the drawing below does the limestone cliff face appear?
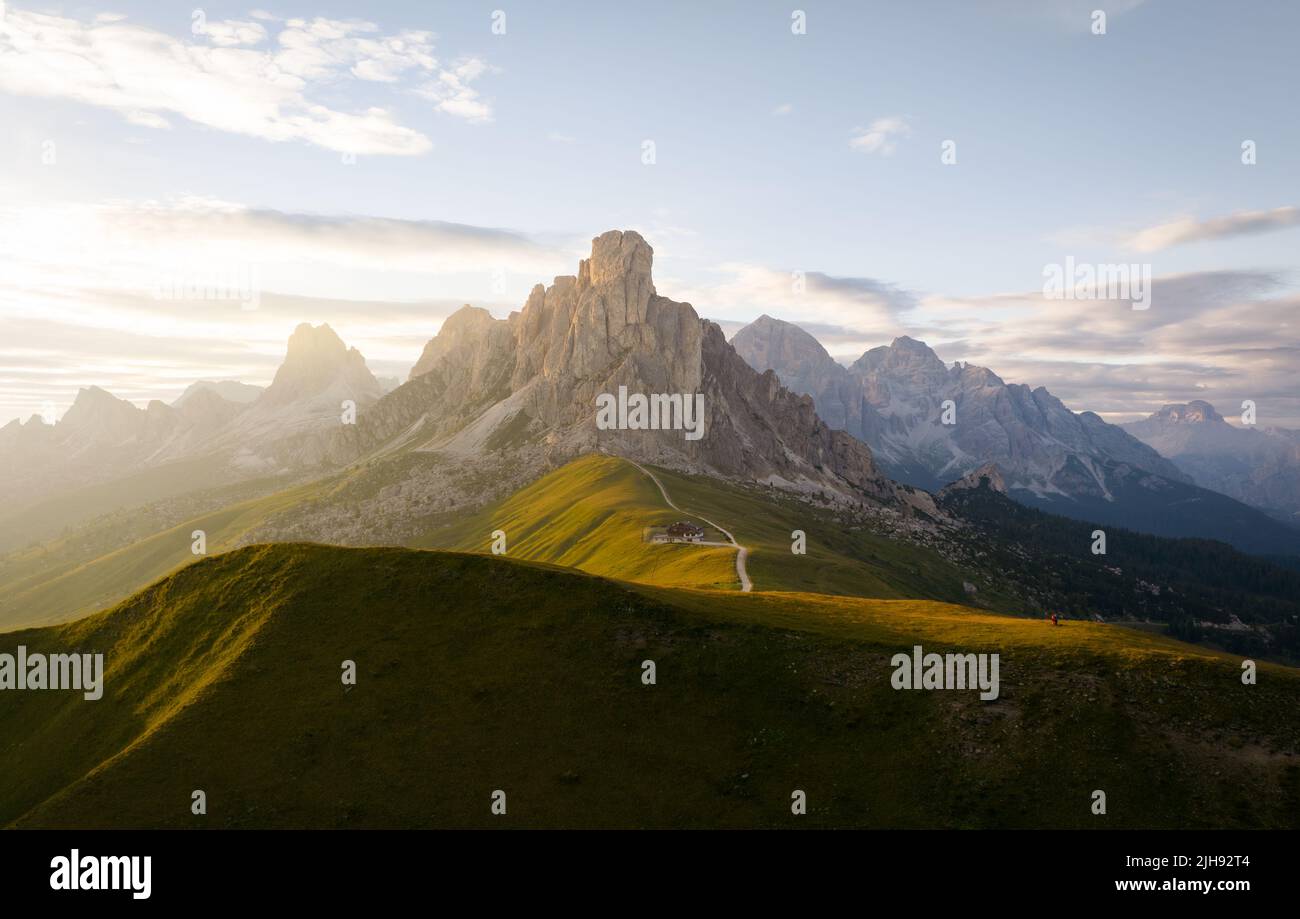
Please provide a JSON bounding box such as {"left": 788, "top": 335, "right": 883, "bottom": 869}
{"left": 409, "top": 306, "right": 513, "bottom": 389}
{"left": 353, "top": 230, "right": 918, "bottom": 507}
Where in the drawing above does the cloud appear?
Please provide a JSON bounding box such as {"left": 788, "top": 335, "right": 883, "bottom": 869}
{"left": 696, "top": 257, "right": 1300, "bottom": 426}
{"left": 414, "top": 57, "right": 494, "bottom": 123}
{"left": 678, "top": 263, "right": 914, "bottom": 341}
{"left": 0, "top": 198, "right": 572, "bottom": 308}
{"left": 0, "top": 198, "right": 574, "bottom": 422}
{"left": 908, "top": 270, "right": 1300, "bottom": 425}
{"left": 198, "top": 18, "right": 268, "bottom": 47}
{"left": 0, "top": 8, "right": 494, "bottom": 155}
{"left": 772, "top": 103, "right": 793, "bottom": 116}
{"left": 0, "top": 297, "right": 500, "bottom": 421}
{"left": 107, "top": 198, "right": 559, "bottom": 273}
{"left": 1126, "top": 206, "right": 1300, "bottom": 252}
{"left": 849, "top": 116, "right": 911, "bottom": 156}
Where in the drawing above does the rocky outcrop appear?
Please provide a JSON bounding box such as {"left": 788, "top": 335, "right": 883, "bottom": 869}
{"left": 254, "top": 323, "right": 381, "bottom": 412}
{"left": 731, "top": 315, "right": 863, "bottom": 432}
{"left": 340, "top": 230, "right": 922, "bottom": 509}
{"left": 410, "top": 306, "right": 509, "bottom": 383}
{"left": 938, "top": 462, "right": 1007, "bottom": 497}
{"left": 205, "top": 323, "right": 384, "bottom": 468}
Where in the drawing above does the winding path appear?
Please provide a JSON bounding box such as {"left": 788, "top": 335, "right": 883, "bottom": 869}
{"left": 627, "top": 459, "right": 752, "bottom": 592}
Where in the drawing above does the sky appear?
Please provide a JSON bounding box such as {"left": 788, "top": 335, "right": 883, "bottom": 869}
{"left": 1, "top": 0, "right": 1298, "bottom": 427}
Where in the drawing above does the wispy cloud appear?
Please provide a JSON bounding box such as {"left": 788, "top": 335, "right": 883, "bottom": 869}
{"left": 1126, "top": 206, "right": 1300, "bottom": 252}
{"left": 697, "top": 259, "right": 1300, "bottom": 426}
{"left": 906, "top": 270, "right": 1300, "bottom": 425}
{"left": 849, "top": 116, "right": 911, "bottom": 156}
{"left": 413, "top": 57, "right": 494, "bottom": 123}
{"left": 0, "top": 198, "right": 575, "bottom": 420}
{"left": 679, "top": 263, "right": 914, "bottom": 340}
{"left": 0, "top": 8, "right": 495, "bottom": 155}
{"left": 0, "top": 197, "right": 571, "bottom": 303}
{"left": 198, "top": 18, "right": 269, "bottom": 47}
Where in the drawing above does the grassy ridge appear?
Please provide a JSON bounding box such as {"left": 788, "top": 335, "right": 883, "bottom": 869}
{"left": 417, "top": 454, "right": 1015, "bottom": 606}
{"left": 0, "top": 453, "right": 239, "bottom": 554}
{"left": 413, "top": 454, "right": 740, "bottom": 590}
{"left": 0, "top": 453, "right": 1014, "bottom": 631}
{"left": 3, "top": 543, "right": 1297, "bottom": 829}
{"left": 647, "top": 463, "right": 1010, "bottom": 603}
{"left": 0, "top": 479, "right": 325, "bottom": 629}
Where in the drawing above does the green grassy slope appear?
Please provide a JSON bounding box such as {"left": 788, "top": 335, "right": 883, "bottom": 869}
{"left": 413, "top": 454, "right": 740, "bottom": 590}
{"left": 0, "top": 453, "right": 240, "bottom": 553}
{"left": 416, "top": 454, "right": 1013, "bottom": 606}
{"left": 0, "top": 452, "right": 1017, "bottom": 631}
{"left": 0, "top": 479, "right": 324, "bottom": 629}
{"left": 3, "top": 543, "right": 1296, "bottom": 829}
{"left": 0, "top": 450, "right": 428, "bottom": 631}
{"left": 647, "top": 463, "right": 989, "bottom": 601}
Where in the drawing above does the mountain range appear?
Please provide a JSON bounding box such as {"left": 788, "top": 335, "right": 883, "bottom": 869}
{"left": 0, "top": 322, "right": 382, "bottom": 519}
{"left": 1123, "top": 400, "right": 1300, "bottom": 524}
{"left": 5, "top": 228, "right": 1300, "bottom": 829}
{"left": 6, "top": 231, "right": 1299, "bottom": 562}
{"left": 4, "top": 227, "right": 1300, "bottom": 584}
{"left": 731, "top": 315, "right": 1300, "bottom": 556}
{"left": 326, "top": 230, "right": 922, "bottom": 510}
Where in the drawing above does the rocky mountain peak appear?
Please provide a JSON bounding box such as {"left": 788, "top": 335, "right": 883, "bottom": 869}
{"left": 444, "top": 304, "right": 497, "bottom": 331}
{"left": 341, "top": 229, "right": 926, "bottom": 512}
{"left": 60, "top": 386, "right": 142, "bottom": 431}
{"left": 733, "top": 313, "right": 1190, "bottom": 499}
{"left": 569, "top": 230, "right": 658, "bottom": 351}
{"left": 284, "top": 322, "right": 348, "bottom": 360}
{"left": 731, "top": 314, "right": 835, "bottom": 372}
{"left": 69, "top": 384, "right": 125, "bottom": 407}
{"left": 891, "top": 335, "right": 932, "bottom": 353}
{"left": 1125, "top": 400, "right": 1300, "bottom": 520}
{"left": 261, "top": 323, "right": 379, "bottom": 409}
{"left": 173, "top": 380, "right": 263, "bottom": 407}
{"left": 939, "top": 462, "right": 1007, "bottom": 496}
{"left": 409, "top": 306, "right": 502, "bottom": 380}
{"left": 1153, "top": 400, "right": 1224, "bottom": 425}
{"left": 851, "top": 335, "right": 946, "bottom": 377}
{"left": 578, "top": 229, "right": 655, "bottom": 293}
